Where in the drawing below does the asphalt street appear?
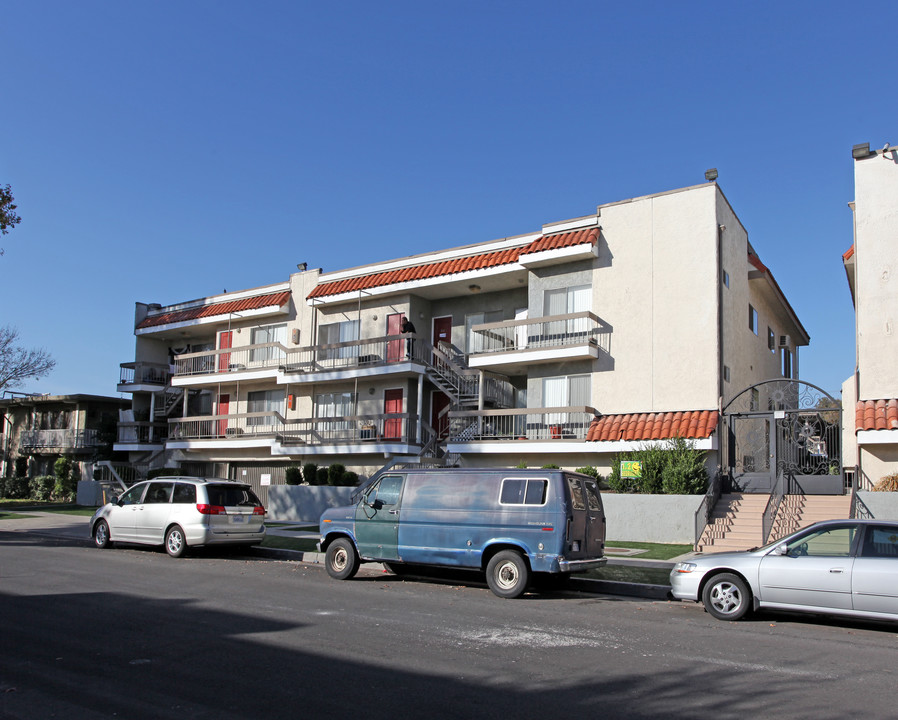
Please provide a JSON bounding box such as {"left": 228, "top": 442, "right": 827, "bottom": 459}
{"left": 2, "top": 515, "right": 898, "bottom": 719}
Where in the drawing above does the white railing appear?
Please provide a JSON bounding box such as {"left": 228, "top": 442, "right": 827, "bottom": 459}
{"left": 169, "top": 412, "right": 286, "bottom": 439}
{"left": 119, "top": 362, "right": 171, "bottom": 385}
{"left": 284, "top": 334, "right": 423, "bottom": 372}
{"left": 116, "top": 422, "right": 168, "bottom": 444}
{"left": 282, "top": 413, "right": 414, "bottom": 445}
{"left": 173, "top": 343, "right": 289, "bottom": 376}
{"left": 19, "top": 429, "right": 100, "bottom": 449}
{"left": 448, "top": 406, "right": 597, "bottom": 442}
{"left": 470, "top": 312, "right": 610, "bottom": 355}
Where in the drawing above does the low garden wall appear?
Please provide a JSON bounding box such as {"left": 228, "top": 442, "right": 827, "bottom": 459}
{"left": 267, "top": 485, "right": 356, "bottom": 522}
{"left": 856, "top": 491, "right": 898, "bottom": 520}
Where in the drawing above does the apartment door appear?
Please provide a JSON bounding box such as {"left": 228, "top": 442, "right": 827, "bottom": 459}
{"left": 217, "top": 394, "right": 230, "bottom": 437}
{"left": 218, "top": 331, "right": 233, "bottom": 372}
{"left": 433, "top": 316, "right": 452, "bottom": 349}
{"left": 386, "top": 313, "right": 404, "bottom": 363}
{"left": 383, "top": 389, "right": 403, "bottom": 440}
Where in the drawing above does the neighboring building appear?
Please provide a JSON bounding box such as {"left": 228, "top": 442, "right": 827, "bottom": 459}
{"left": 0, "top": 393, "right": 128, "bottom": 480}
{"left": 115, "top": 180, "right": 808, "bottom": 500}
{"left": 842, "top": 143, "right": 898, "bottom": 488}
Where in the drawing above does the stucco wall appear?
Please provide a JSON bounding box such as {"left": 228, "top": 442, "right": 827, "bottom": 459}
{"left": 267, "top": 485, "right": 356, "bottom": 522}
{"left": 602, "top": 493, "right": 704, "bottom": 544}
{"left": 857, "top": 490, "right": 898, "bottom": 520}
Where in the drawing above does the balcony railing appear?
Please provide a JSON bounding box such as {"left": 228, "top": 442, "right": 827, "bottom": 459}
{"left": 282, "top": 413, "right": 414, "bottom": 445}
{"left": 448, "top": 406, "right": 598, "bottom": 442}
{"left": 19, "top": 429, "right": 100, "bottom": 449}
{"left": 284, "top": 334, "right": 424, "bottom": 373}
{"left": 169, "top": 412, "right": 286, "bottom": 440}
{"left": 116, "top": 422, "right": 169, "bottom": 444}
{"left": 119, "top": 362, "right": 172, "bottom": 386}
{"left": 469, "top": 312, "right": 610, "bottom": 355}
{"left": 173, "top": 343, "right": 288, "bottom": 376}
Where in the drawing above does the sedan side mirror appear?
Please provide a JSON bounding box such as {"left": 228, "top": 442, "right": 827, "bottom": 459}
{"left": 773, "top": 544, "right": 788, "bottom": 556}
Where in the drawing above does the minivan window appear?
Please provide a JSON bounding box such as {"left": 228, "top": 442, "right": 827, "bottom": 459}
{"left": 206, "top": 485, "right": 262, "bottom": 507}
{"left": 172, "top": 483, "right": 197, "bottom": 504}
{"left": 500, "top": 478, "right": 547, "bottom": 506}
{"left": 145, "top": 483, "right": 173, "bottom": 504}
{"left": 119, "top": 485, "right": 145, "bottom": 506}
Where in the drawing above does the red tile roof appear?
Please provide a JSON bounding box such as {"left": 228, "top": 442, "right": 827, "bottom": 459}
{"left": 855, "top": 399, "right": 898, "bottom": 432}
{"left": 137, "top": 291, "right": 292, "bottom": 329}
{"left": 307, "top": 227, "right": 599, "bottom": 300}
{"left": 843, "top": 244, "right": 855, "bottom": 262}
{"left": 586, "top": 410, "right": 719, "bottom": 442}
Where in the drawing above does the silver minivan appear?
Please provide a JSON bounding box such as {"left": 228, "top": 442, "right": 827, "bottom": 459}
{"left": 89, "top": 476, "right": 266, "bottom": 557}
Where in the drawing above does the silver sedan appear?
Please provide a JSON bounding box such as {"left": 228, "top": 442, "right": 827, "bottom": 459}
{"left": 670, "top": 519, "right": 898, "bottom": 622}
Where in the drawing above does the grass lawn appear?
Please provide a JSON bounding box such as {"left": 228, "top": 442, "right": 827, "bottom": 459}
{"left": 261, "top": 535, "right": 320, "bottom": 552}
{"left": 0, "top": 511, "right": 39, "bottom": 520}
{"left": 0, "top": 501, "right": 96, "bottom": 517}
{"left": 583, "top": 564, "right": 672, "bottom": 586}
{"left": 605, "top": 540, "right": 693, "bottom": 560}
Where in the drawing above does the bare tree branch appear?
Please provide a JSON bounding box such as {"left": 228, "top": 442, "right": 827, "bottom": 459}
{"left": 0, "top": 326, "right": 56, "bottom": 392}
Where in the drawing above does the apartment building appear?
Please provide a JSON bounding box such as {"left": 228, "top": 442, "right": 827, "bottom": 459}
{"left": 842, "top": 143, "right": 898, "bottom": 487}
{"left": 115, "top": 180, "right": 808, "bottom": 497}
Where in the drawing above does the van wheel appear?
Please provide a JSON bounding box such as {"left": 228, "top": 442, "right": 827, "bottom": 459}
{"left": 165, "top": 525, "right": 187, "bottom": 558}
{"left": 326, "top": 538, "right": 360, "bottom": 580}
{"left": 94, "top": 520, "right": 112, "bottom": 549}
{"left": 486, "top": 550, "right": 529, "bottom": 598}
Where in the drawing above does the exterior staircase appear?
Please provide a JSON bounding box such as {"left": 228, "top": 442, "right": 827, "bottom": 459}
{"left": 696, "top": 493, "right": 768, "bottom": 553}
{"left": 768, "top": 494, "right": 852, "bottom": 542}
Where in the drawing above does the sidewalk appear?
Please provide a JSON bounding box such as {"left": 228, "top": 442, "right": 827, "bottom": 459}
{"left": 2, "top": 512, "right": 674, "bottom": 600}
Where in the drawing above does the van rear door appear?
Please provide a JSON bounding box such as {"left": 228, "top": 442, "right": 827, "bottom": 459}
{"left": 354, "top": 474, "right": 403, "bottom": 560}
{"left": 565, "top": 477, "right": 605, "bottom": 561}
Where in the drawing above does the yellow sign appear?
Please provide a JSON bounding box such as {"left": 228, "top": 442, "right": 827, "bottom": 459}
{"left": 621, "top": 461, "right": 642, "bottom": 478}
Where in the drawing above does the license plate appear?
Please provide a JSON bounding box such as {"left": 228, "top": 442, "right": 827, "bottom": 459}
{"left": 231, "top": 515, "right": 245, "bottom": 523}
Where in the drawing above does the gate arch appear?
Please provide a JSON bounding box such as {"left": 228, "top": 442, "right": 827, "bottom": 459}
{"left": 722, "top": 379, "right": 842, "bottom": 493}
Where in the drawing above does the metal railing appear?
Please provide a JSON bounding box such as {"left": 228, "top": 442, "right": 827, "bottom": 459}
{"left": 169, "top": 412, "right": 286, "bottom": 440}
{"left": 173, "top": 343, "right": 288, "bottom": 376}
{"left": 285, "top": 334, "right": 423, "bottom": 373}
{"left": 282, "top": 413, "right": 414, "bottom": 445}
{"left": 469, "top": 311, "right": 611, "bottom": 356}
{"left": 762, "top": 471, "right": 793, "bottom": 544}
{"left": 119, "top": 362, "right": 171, "bottom": 386}
{"left": 116, "top": 421, "right": 168, "bottom": 444}
{"left": 19, "top": 429, "right": 100, "bottom": 449}
{"left": 447, "top": 406, "right": 597, "bottom": 442}
{"left": 693, "top": 471, "right": 722, "bottom": 545}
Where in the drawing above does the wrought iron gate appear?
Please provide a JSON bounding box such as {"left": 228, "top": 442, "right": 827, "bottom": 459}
{"left": 723, "top": 380, "right": 842, "bottom": 494}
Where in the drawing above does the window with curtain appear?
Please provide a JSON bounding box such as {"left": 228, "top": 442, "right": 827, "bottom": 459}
{"left": 250, "top": 323, "right": 287, "bottom": 363}
{"left": 318, "top": 320, "right": 360, "bottom": 362}
{"left": 542, "top": 374, "right": 590, "bottom": 433}
{"left": 315, "top": 392, "right": 356, "bottom": 436}
{"left": 246, "top": 389, "right": 284, "bottom": 427}
{"left": 544, "top": 285, "right": 590, "bottom": 339}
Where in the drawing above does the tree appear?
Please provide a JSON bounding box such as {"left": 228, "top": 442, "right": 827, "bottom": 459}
{"left": 1, "top": 184, "right": 22, "bottom": 257}
{"left": 0, "top": 326, "right": 56, "bottom": 392}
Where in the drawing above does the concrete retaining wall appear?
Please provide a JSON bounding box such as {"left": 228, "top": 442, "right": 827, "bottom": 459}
{"left": 602, "top": 494, "right": 704, "bottom": 544}
{"left": 267, "top": 485, "right": 356, "bottom": 522}
{"left": 856, "top": 491, "right": 898, "bottom": 520}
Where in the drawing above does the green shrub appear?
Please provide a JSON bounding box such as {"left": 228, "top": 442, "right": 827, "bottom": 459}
{"left": 31, "top": 475, "right": 56, "bottom": 502}
{"left": 341, "top": 470, "right": 359, "bottom": 487}
{"left": 53, "top": 457, "right": 77, "bottom": 502}
{"left": 0, "top": 476, "right": 31, "bottom": 499}
{"left": 328, "top": 463, "right": 346, "bottom": 486}
{"left": 303, "top": 463, "right": 318, "bottom": 485}
{"left": 285, "top": 466, "right": 304, "bottom": 485}
{"left": 541, "top": 463, "right": 560, "bottom": 469}
{"left": 607, "top": 454, "right": 639, "bottom": 493}
{"left": 316, "top": 467, "right": 329, "bottom": 486}
{"left": 515, "top": 460, "right": 528, "bottom": 469}
{"left": 575, "top": 466, "right": 604, "bottom": 482}
{"left": 661, "top": 437, "right": 709, "bottom": 494}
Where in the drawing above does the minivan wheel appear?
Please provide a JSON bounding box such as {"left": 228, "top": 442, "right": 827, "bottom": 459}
{"left": 326, "top": 538, "right": 360, "bottom": 580}
{"left": 165, "top": 525, "right": 187, "bottom": 558}
{"left": 702, "top": 572, "right": 751, "bottom": 621}
{"left": 94, "top": 519, "right": 111, "bottom": 549}
{"left": 486, "top": 550, "right": 529, "bottom": 599}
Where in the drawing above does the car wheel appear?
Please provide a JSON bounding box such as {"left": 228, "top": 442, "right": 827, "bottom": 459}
{"left": 325, "top": 538, "right": 359, "bottom": 580}
{"left": 165, "top": 525, "right": 187, "bottom": 558}
{"left": 486, "top": 550, "right": 529, "bottom": 599}
{"left": 94, "top": 519, "right": 112, "bottom": 549}
{"left": 702, "top": 572, "right": 751, "bottom": 621}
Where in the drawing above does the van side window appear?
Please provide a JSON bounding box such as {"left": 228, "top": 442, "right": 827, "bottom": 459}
{"left": 172, "top": 483, "right": 197, "bottom": 504}
{"left": 374, "top": 475, "right": 403, "bottom": 505}
{"left": 583, "top": 480, "right": 601, "bottom": 511}
{"left": 567, "top": 478, "right": 586, "bottom": 510}
{"left": 500, "top": 478, "right": 547, "bottom": 505}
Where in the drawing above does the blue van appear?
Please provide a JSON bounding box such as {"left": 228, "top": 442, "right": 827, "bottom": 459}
{"left": 318, "top": 468, "right": 606, "bottom": 598}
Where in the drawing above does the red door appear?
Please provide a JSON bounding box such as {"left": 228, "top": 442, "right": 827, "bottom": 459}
{"left": 386, "top": 313, "right": 404, "bottom": 363}
{"left": 431, "top": 391, "right": 450, "bottom": 439}
{"left": 384, "top": 389, "right": 403, "bottom": 440}
{"left": 433, "top": 316, "right": 451, "bottom": 349}
{"left": 218, "top": 331, "right": 233, "bottom": 372}
{"left": 217, "top": 394, "right": 230, "bottom": 437}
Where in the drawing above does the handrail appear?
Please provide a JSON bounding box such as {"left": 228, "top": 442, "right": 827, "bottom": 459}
{"left": 762, "top": 471, "right": 790, "bottom": 544}
{"left": 693, "top": 472, "right": 722, "bottom": 545}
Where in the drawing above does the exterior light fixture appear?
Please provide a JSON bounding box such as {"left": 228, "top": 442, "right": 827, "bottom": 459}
{"left": 852, "top": 143, "right": 871, "bottom": 159}
{"left": 468, "top": 284, "right": 481, "bottom": 293}
{"left": 704, "top": 168, "right": 718, "bottom": 182}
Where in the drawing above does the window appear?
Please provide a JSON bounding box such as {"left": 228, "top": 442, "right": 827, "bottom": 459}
{"left": 250, "top": 323, "right": 287, "bottom": 363}
{"left": 861, "top": 526, "right": 898, "bottom": 558}
{"left": 785, "top": 525, "right": 856, "bottom": 557}
{"left": 544, "top": 285, "right": 591, "bottom": 337}
{"left": 723, "top": 365, "right": 730, "bottom": 383}
{"left": 722, "top": 270, "right": 730, "bottom": 288}
{"left": 145, "top": 482, "right": 173, "bottom": 504}
{"left": 500, "top": 478, "right": 548, "bottom": 505}
{"left": 119, "top": 485, "right": 145, "bottom": 506}
{"left": 543, "top": 374, "right": 590, "bottom": 407}
{"left": 315, "top": 392, "right": 355, "bottom": 418}
{"left": 247, "top": 389, "right": 284, "bottom": 426}
{"left": 749, "top": 305, "right": 758, "bottom": 334}
{"left": 318, "top": 320, "right": 360, "bottom": 361}
{"left": 172, "top": 484, "right": 197, "bottom": 504}
{"left": 768, "top": 327, "right": 776, "bottom": 352}
{"left": 782, "top": 348, "right": 792, "bottom": 378}
{"left": 369, "top": 475, "right": 403, "bottom": 506}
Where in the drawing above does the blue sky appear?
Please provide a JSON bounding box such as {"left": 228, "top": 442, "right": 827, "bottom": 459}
{"left": 1, "top": 1, "right": 895, "bottom": 400}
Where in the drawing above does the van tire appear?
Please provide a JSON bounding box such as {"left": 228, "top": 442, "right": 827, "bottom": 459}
{"left": 326, "top": 538, "right": 360, "bottom": 580}
{"left": 94, "top": 519, "right": 112, "bottom": 549}
{"left": 165, "top": 525, "right": 187, "bottom": 558}
{"left": 486, "top": 550, "right": 529, "bottom": 598}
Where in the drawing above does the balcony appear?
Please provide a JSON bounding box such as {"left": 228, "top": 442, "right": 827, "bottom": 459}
{"left": 282, "top": 334, "right": 424, "bottom": 382}
{"left": 19, "top": 429, "right": 101, "bottom": 451}
{"left": 281, "top": 413, "right": 415, "bottom": 448}
{"left": 118, "top": 362, "right": 172, "bottom": 391}
{"left": 169, "top": 412, "right": 286, "bottom": 441}
{"left": 447, "top": 406, "right": 597, "bottom": 444}
{"left": 116, "top": 422, "right": 168, "bottom": 446}
{"left": 468, "top": 312, "right": 610, "bottom": 371}
{"left": 172, "top": 344, "right": 288, "bottom": 384}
